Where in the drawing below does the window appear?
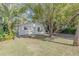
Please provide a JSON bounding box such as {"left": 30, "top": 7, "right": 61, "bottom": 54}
{"left": 24, "top": 26, "right": 27, "bottom": 30}
{"left": 38, "top": 27, "right": 42, "bottom": 32}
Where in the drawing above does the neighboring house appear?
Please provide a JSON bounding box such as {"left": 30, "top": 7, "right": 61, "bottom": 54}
{"left": 17, "top": 22, "right": 46, "bottom": 36}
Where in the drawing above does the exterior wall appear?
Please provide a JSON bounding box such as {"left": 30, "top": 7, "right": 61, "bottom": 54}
{"left": 34, "top": 24, "right": 45, "bottom": 34}
{"left": 18, "top": 25, "right": 27, "bottom": 35}
{"left": 18, "top": 23, "right": 45, "bottom": 36}
{"left": 18, "top": 24, "right": 32, "bottom": 35}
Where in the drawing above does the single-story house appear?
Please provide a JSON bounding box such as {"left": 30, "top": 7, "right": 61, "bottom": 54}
{"left": 17, "top": 22, "right": 46, "bottom": 36}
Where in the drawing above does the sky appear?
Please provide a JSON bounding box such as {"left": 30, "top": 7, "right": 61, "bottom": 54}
{"left": 22, "top": 8, "right": 34, "bottom": 21}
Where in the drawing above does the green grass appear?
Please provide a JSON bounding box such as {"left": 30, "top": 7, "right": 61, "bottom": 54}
{"left": 0, "top": 35, "right": 79, "bottom": 56}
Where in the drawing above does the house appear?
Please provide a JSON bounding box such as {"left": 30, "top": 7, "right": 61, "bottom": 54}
{"left": 17, "top": 22, "right": 46, "bottom": 36}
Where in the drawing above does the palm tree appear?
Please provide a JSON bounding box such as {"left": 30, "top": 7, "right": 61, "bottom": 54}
{"left": 0, "top": 3, "right": 29, "bottom": 38}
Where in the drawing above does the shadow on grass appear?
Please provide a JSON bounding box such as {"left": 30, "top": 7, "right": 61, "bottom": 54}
{"left": 17, "top": 34, "right": 73, "bottom": 46}
{"left": 30, "top": 36, "right": 73, "bottom": 46}
{"left": 20, "top": 35, "right": 73, "bottom": 46}
{"left": 53, "top": 33, "right": 75, "bottom": 40}
{"left": 50, "top": 41, "right": 73, "bottom": 46}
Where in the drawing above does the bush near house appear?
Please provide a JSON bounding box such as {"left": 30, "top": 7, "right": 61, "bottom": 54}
{"left": 61, "top": 28, "right": 76, "bottom": 34}
{"left": 0, "top": 24, "right": 15, "bottom": 41}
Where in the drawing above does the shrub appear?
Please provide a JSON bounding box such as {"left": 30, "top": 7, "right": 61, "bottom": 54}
{"left": 61, "top": 27, "right": 76, "bottom": 34}
{"left": 3, "top": 33, "right": 13, "bottom": 40}
{"left": 0, "top": 31, "right": 15, "bottom": 41}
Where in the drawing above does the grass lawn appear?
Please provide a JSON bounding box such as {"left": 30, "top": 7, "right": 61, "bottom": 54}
{"left": 0, "top": 34, "right": 79, "bottom": 56}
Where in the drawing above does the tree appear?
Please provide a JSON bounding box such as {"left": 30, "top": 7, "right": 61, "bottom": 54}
{"left": 52, "top": 4, "right": 79, "bottom": 33}
{"left": 53, "top": 3, "right": 79, "bottom": 46}
{"left": 30, "top": 4, "right": 53, "bottom": 37}
{"left": 70, "top": 12, "right": 79, "bottom": 46}
{"left": 0, "top": 3, "right": 29, "bottom": 39}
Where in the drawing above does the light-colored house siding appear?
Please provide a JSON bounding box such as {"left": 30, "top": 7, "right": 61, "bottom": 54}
{"left": 18, "top": 22, "right": 45, "bottom": 36}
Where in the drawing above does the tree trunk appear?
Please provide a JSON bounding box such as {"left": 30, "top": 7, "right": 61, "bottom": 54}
{"left": 49, "top": 19, "right": 53, "bottom": 37}
{"left": 69, "top": 12, "right": 79, "bottom": 46}
{"left": 73, "top": 23, "right": 79, "bottom": 46}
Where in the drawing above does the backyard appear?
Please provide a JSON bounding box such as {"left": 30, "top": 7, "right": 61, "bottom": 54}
{"left": 0, "top": 3, "right": 79, "bottom": 56}
{"left": 0, "top": 33, "right": 78, "bottom": 56}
